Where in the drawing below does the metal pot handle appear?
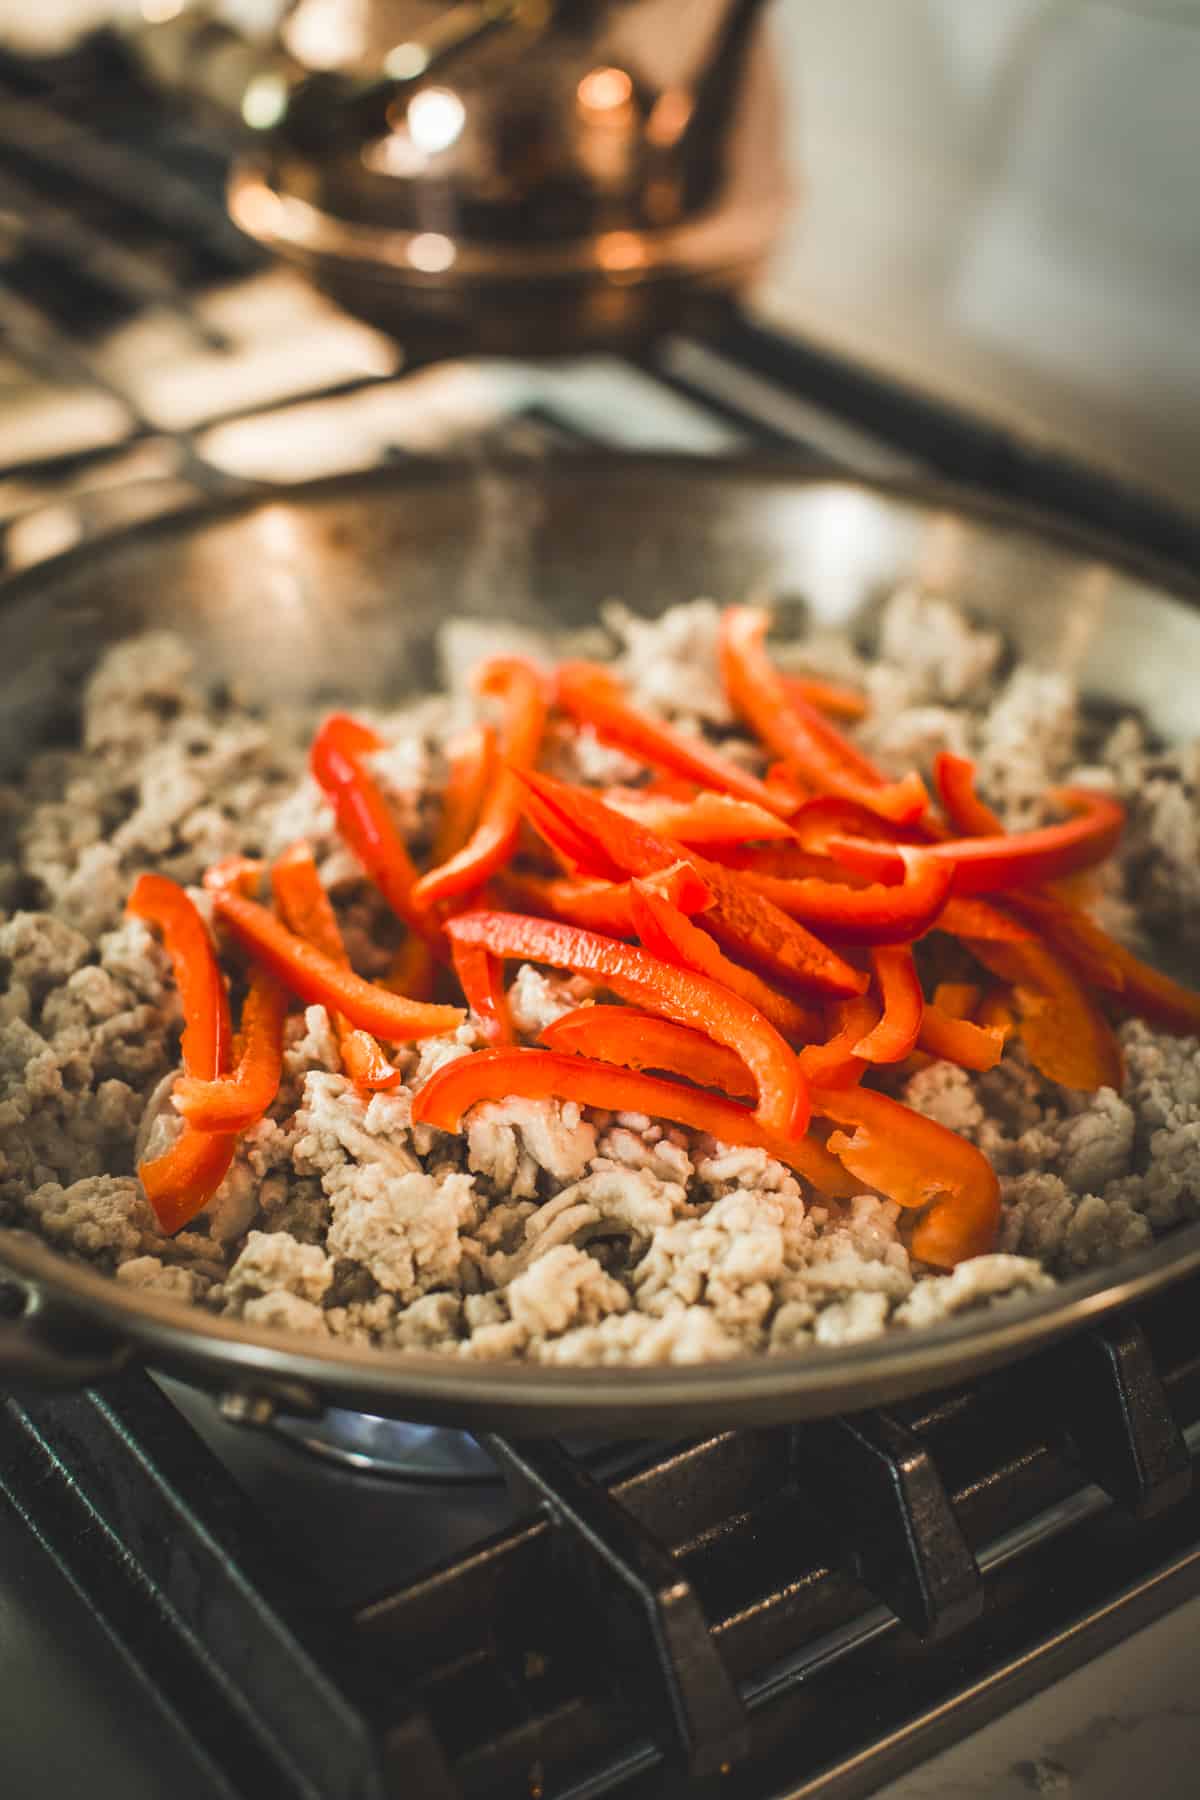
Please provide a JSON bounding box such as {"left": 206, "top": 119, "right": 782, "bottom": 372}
{"left": 0, "top": 1281, "right": 130, "bottom": 1390}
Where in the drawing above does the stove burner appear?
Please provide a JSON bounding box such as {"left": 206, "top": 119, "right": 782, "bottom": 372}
{"left": 268, "top": 1408, "right": 501, "bottom": 1482}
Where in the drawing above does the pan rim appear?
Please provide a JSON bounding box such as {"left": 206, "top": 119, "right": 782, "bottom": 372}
{"left": 2, "top": 451, "right": 1198, "bottom": 1420}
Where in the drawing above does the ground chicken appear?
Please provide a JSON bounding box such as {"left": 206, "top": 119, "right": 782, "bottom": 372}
{"left": 2, "top": 596, "right": 1198, "bottom": 1367}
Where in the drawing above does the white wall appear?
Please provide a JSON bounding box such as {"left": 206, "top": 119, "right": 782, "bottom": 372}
{"left": 759, "top": 0, "right": 1200, "bottom": 513}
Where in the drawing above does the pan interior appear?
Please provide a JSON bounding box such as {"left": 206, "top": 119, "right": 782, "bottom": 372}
{"left": 1, "top": 456, "right": 1198, "bottom": 1432}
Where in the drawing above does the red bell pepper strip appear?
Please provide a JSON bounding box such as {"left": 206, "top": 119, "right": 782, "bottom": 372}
{"left": 211, "top": 887, "right": 465, "bottom": 1041}
{"left": 706, "top": 841, "right": 848, "bottom": 882}
{"left": 542, "top": 1006, "right": 756, "bottom": 1100}
{"left": 310, "top": 713, "right": 429, "bottom": 936}
{"left": 810, "top": 1083, "right": 1001, "bottom": 1268}
{"left": 138, "top": 1128, "right": 237, "bottom": 1238}
{"left": 128, "top": 873, "right": 238, "bottom": 1233}
{"left": 934, "top": 755, "right": 1120, "bottom": 976}
{"left": 127, "top": 872, "right": 232, "bottom": 1080}
{"left": 271, "top": 842, "right": 401, "bottom": 1090}
{"left": 429, "top": 722, "right": 496, "bottom": 868}
{"left": 965, "top": 934, "right": 1123, "bottom": 1091}
{"left": 493, "top": 863, "right": 712, "bottom": 938}
{"left": 825, "top": 786, "right": 1125, "bottom": 898}
{"left": 381, "top": 934, "right": 437, "bottom": 1003}
{"left": 444, "top": 910, "right": 809, "bottom": 1138}
{"left": 719, "top": 847, "right": 954, "bottom": 946}
{"left": 201, "top": 856, "right": 264, "bottom": 900}
{"left": 976, "top": 986, "right": 1017, "bottom": 1036}
{"left": 412, "top": 1047, "right": 856, "bottom": 1198}
{"left": 782, "top": 673, "right": 868, "bottom": 723}
{"left": 555, "top": 660, "right": 793, "bottom": 816}
{"left": 413, "top": 657, "right": 549, "bottom": 910}
{"left": 854, "top": 945, "right": 924, "bottom": 1064}
{"left": 937, "top": 752, "right": 1200, "bottom": 1035}
{"left": 517, "top": 769, "right": 866, "bottom": 998}
{"left": 173, "top": 963, "right": 290, "bottom": 1131}
{"left": 798, "top": 995, "right": 882, "bottom": 1090}
{"left": 931, "top": 982, "right": 981, "bottom": 1020}
{"left": 719, "top": 606, "right": 929, "bottom": 824}
{"left": 627, "top": 880, "right": 823, "bottom": 1043}
{"left": 1026, "top": 904, "right": 1200, "bottom": 1036}
{"left": 934, "top": 898, "right": 1034, "bottom": 943}
{"left": 934, "top": 751, "right": 1004, "bottom": 836}
{"left": 451, "top": 938, "right": 514, "bottom": 1045}
{"left": 917, "top": 1000, "right": 1006, "bottom": 1072}
{"left": 598, "top": 787, "right": 799, "bottom": 846}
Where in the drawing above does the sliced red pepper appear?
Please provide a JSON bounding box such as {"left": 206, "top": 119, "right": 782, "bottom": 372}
{"left": 445, "top": 910, "right": 809, "bottom": 1138}
{"left": 706, "top": 841, "right": 847, "bottom": 882}
{"left": 493, "top": 862, "right": 712, "bottom": 938}
{"left": 451, "top": 938, "right": 514, "bottom": 1045}
{"left": 930, "top": 982, "right": 982, "bottom": 1020}
{"left": 201, "top": 855, "right": 264, "bottom": 901}
{"left": 555, "top": 660, "right": 791, "bottom": 816}
{"left": 782, "top": 673, "right": 868, "bottom": 723}
{"left": 271, "top": 841, "right": 401, "bottom": 1091}
{"left": 934, "top": 750, "right": 1005, "bottom": 836}
{"left": 212, "top": 888, "right": 465, "bottom": 1042}
{"left": 934, "top": 897, "right": 1034, "bottom": 943}
{"left": 811, "top": 1083, "right": 1001, "bottom": 1268}
{"left": 429, "top": 722, "right": 496, "bottom": 867}
{"left": 138, "top": 1128, "right": 237, "bottom": 1238}
{"left": 854, "top": 945, "right": 924, "bottom": 1064}
{"left": 719, "top": 607, "right": 929, "bottom": 824}
{"left": 413, "top": 657, "right": 549, "bottom": 910}
{"left": 697, "top": 859, "right": 867, "bottom": 998}
{"left": 310, "top": 713, "right": 428, "bottom": 935}
{"left": 127, "top": 872, "right": 231, "bottom": 1079}
{"left": 627, "top": 880, "right": 823, "bottom": 1044}
{"left": 917, "top": 1000, "right": 1006, "bottom": 1072}
{"left": 598, "top": 787, "right": 798, "bottom": 846}
{"left": 937, "top": 752, "right": 1200, "bottom": 1036}
{"left": 381, "top": 934, "right": 437, "bottom": 1003}
{"left": 128, "top": 873, "right": 239, "bottom": 1233}
{"left": 412, "top": 1047, "right": 856, "bottom": 1198}
{"left": 1030, "top": 908, "right": 1200, "bottom": 1036}
{"left": 797, "top": 995, "right": 881, "bottom": 1089}
{"left": 965, "top": 934, "right": 1123, "bottom": 1091}
{"left": 722, "top": 847, "right": 954, "bottom": 946}
{"left": 542, "top": 1006, "right": 756, "bottom": 1100}
{"left": 517, "top": 769, "right": 866, "bottom": 998}
{"left": 173, "top": 963, "right": 289, "bottom": 1131}
{"left": 826, "top": 786, "right": 1125, "bottom": 898}
{"left": 976, "top": 986, "right": 1017, "bottom": 1036}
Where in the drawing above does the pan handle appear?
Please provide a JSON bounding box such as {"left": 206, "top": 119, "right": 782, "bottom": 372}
{"left": 0, "top": 1279, "right": 131, "bottom": 1390}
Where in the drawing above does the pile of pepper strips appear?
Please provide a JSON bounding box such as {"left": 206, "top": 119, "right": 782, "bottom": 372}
{"left": 127, "top": 606, "right": 1200, "bottom": 1268}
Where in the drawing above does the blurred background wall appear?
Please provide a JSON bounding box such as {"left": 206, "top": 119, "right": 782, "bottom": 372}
{"left": 2, "top": 0, "right": 1196, "bottom": 514}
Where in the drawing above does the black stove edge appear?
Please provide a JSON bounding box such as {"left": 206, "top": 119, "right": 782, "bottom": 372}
{"left": 0, "top": 1374, "right": 451, "bottom": 1800}
{"left": 707, "top": 317, "right": 1200, "bottom": 576}
{"left": 2, "top": 1275, "right": 1197, "bottom": 1800}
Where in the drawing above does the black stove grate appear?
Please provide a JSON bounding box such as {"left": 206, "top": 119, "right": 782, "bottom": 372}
{"left": 4, "top": 1272, "right": 1200, "bottom": 1800}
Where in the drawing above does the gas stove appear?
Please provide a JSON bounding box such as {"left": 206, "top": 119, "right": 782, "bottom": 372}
{"left": 2, "top": 34, "right": 1200, "bottom": 1800}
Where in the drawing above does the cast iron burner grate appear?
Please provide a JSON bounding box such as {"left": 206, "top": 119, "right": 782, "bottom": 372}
{"left": 4, "top": 1272, "right": 1200, "bottom": 1800}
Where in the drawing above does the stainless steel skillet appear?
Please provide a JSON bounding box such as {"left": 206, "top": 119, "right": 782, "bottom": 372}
{"left": 1, "top": 454, "right": 1198, "bottom": 1436}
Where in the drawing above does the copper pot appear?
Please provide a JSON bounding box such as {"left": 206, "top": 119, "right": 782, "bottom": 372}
{"left": 125, "top": 0, "right": 787, "bottom": 352}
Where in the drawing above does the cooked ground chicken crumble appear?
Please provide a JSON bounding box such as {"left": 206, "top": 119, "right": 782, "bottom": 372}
{"left": 1, "top": 590, "right": 1198, "bottom": 1365}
